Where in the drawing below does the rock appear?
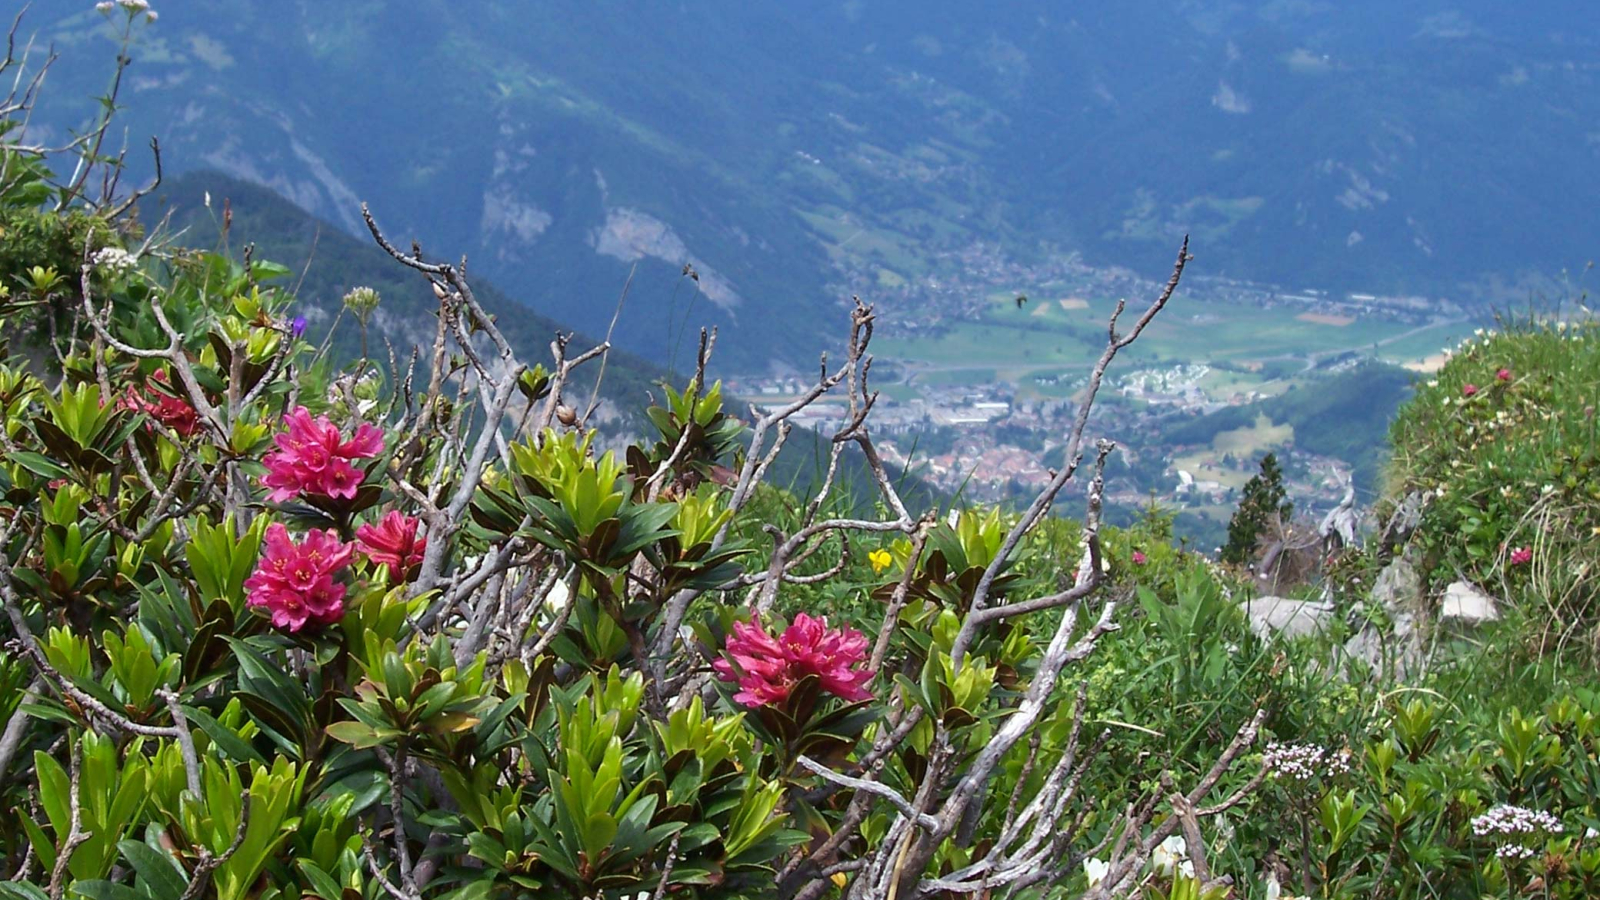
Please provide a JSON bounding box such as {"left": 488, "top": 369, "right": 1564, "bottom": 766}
{"left": 1342, "top": 546, "right": 1428, "bottom": 680}
{"left": 1368, "top": 551, "right": 1423, "bottom": 616}
{"left": 1240, "top": 596, "right": 1336, "bottom": 640}
{"left": 1440, "top": 581, "right": 1501, "bottom": 625}
{"left": 1377, "top": 490, "right": 1429, "bottom": 549}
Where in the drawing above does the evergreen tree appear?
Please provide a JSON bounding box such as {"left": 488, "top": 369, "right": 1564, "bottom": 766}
{"left": 1221, "top": 452, "right": 1293, "bottom": 565}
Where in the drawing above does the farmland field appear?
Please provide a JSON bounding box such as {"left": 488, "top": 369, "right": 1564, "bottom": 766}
{"left": 876, "top": 289, "right": 1480, "bottom": 394}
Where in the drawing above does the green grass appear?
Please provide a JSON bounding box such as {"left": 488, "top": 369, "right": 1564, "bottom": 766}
{"left": 1213, "top": 413, "right": 1293, "bottom": 456}
{"left": 880, "top": 293, "right": 1450, "bottom": 375}
{"left": 915, "top": 367, "right": 997, "bottom": 387}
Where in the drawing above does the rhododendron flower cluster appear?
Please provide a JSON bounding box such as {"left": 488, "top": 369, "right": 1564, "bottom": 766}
{"left": 1462, "top": 383, "right": 1479, "bottom": 397}
{"left": 1496, "top": 367, "right": 1512, "bottom": 382}
{"left": 357, "top": 511, "right": 427, "bottom": 581}
{"left": 244, "top": 524, "right": 353, "bottom": 631}
{"left": 121, "top": 371, "right": 198, "bottom": 437}
{"left": 1508, "top": 546, "right": 1533, "bottom": 566}
{"left": 1131, "top": 550, "right": 1147, "bottom": 565}
{"left": 261, "top": 406, "right": 384, "bottom": 502}
{"left": 713, "top": 612, "right": 873, "bottom": 708}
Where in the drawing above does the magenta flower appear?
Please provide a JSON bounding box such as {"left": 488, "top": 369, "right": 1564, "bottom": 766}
{"left": 356, "top": 511, "right": 427, "bottom": 581}
{"left": 1508, "top": 546, "right": 1533, "bottom": 566}
{"left": 713, "top": 612, "right": 873, "bottom": 708}
{"left": 261, "top": 406, "right": 384, "bottom": 502}
{"left": 1462, "top": 383, "right": 1479, "bottom": 397}
{"left": 1132, "top": 550, "right": 1148, "bottom": 566}
{"left": 1496, "top": 368, "right": 1512, "bottom": 382}
{"left": 244, "top": 524, "right": 353, "bottom": 632}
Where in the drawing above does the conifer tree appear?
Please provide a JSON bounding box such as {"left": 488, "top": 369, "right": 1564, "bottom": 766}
{"left": 1222, "top": 452, "right": 1292, "bottom": 565}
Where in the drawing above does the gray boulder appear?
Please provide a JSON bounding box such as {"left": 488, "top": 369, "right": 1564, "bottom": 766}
{"left": 1240, "top": 596, "right": 1336, "bottom": 640}
{"left": 1440, "top": 581, "right": 1501, "bottom": 626}
{"left": 1343, "top": 547, "right": 1428, "bottom": 680}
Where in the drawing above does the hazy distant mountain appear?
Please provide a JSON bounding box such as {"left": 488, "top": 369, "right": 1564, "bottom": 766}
{"left": 28, "top": 1, "right": 1600, "bottom": 368}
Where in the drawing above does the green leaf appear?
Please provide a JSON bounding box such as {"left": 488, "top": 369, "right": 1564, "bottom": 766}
{"left": 67, "top": 883, "right": 144, "bottom": 900}
{"left": 0, "top": 883, "right": 49, "bottom": 900}
{"left": 182, "top": 704, "right": 266, "bottom": 764}
{"left": 8, "top": 451, "right": 70, "bottom": 479}
{"left": 325, "top": 720, "right": 401, "bottom": 750}
{"left": 295, "top": 860, "right": 344, "bottom": 900}
{"left": 117, "top": 840, "right": 188, "bottom": 900}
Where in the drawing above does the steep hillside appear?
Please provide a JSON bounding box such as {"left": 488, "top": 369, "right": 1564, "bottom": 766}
{"left": 145, "top": 170, "right": 666, "bottom": 424}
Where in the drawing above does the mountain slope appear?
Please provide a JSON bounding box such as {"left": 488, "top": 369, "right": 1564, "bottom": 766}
{"left": 29, "top": 1, "right": 1600, "bottom": 368}
{"left": 146, "top": 170, "right": 666, "bottom": 423}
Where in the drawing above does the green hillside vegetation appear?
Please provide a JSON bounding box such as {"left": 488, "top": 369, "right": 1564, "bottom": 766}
{"left": 1385, "top": 320, "right": 1600, "bottom": 650}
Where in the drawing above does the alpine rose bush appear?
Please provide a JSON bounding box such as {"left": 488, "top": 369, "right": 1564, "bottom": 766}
{"left": 260, "top": 405, "right": 384, "bottom": 501}
{"left": 244, "top": 523, "right": 354, "bottom": 631}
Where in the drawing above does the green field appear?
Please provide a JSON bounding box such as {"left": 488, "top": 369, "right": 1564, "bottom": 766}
{"left": 878, "top": 291, "right": 1480, "bottom": 386}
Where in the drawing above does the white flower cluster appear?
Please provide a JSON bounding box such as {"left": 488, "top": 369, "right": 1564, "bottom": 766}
{"left": 96, "top": 0, "right": 157, "bottom": 21}
{"left": 92, "top": 246, "right": 138, "bottom": 275}
{"left": 1471, "top": 804, "right": 1562, "bottom": 838}
{"left": 1472, "top": 805, "right": 1562, "bottom": 860}
{"left": 1263, "top": 742, "right": 1351, "bottom": 782}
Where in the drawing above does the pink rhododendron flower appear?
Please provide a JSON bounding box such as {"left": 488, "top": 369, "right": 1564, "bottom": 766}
{"left": 261, "top": 406, "right": 384, "bottom": 502}
{"left": 1462, "top": 383, "right": 1478, "bottom": 397}
{"left": 244, "top": 524, "right": 353, "bottom": 631}
{"left": 356, "top": 511, "right": 427, "bottom": 581}
{"left": 120, "top": 370, "right": 199, "bottom": 437}
{"left": 713, "top": 612, "right": 873, "bottom": 708}
{"left": 1496, "top": 368, "right": 1512, "bottom": 382}
{"left": 1509, "top": 546, "right": 1533, "bottom": 566}
{"left": 1132, "top": 550, "right": 1148, "bottom": 565}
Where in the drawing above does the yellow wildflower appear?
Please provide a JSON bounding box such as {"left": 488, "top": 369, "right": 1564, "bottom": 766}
{"left": 868, "top": 549, "right": 893, "bottom": 574}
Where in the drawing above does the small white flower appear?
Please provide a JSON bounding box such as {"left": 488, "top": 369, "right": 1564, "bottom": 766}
{"left": 95, "top": 1, "right": 115, "bottom": 12}
{"left": 1083, "top": 857, "right": 1109, "bottom": 887}
{"left": 117, "top": 0, "right": 150, "bottom": 10}
{"left": 544, "top": 578, "right": 571, "bottom": 612}
{"left": 1151, "top": 835, "right": 1187, "bottom": 876}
